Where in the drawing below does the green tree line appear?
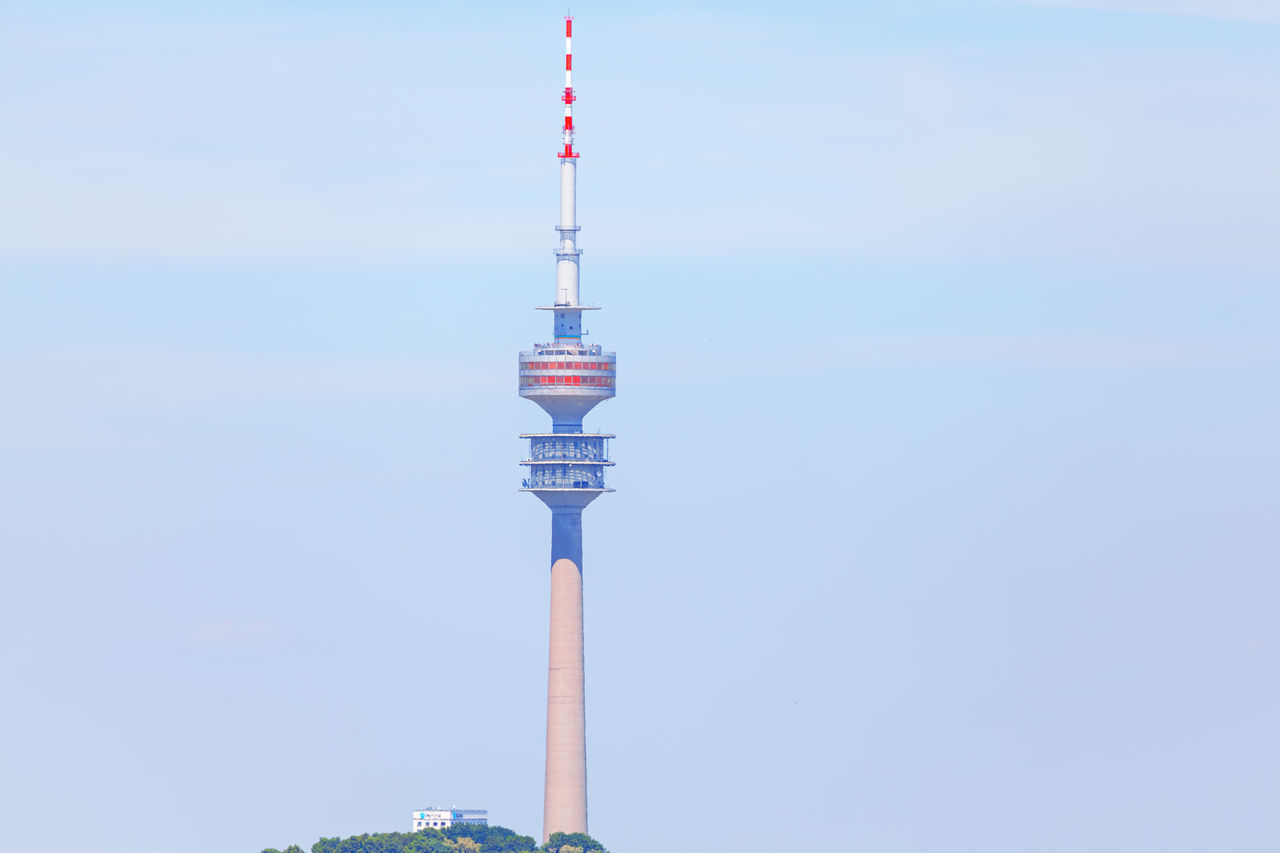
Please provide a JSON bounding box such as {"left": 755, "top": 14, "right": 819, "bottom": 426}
{"left": 262, "top": 824, "right": 607, "bottom": 853}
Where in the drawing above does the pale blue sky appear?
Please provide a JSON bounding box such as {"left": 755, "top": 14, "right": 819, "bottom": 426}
{"left": 1, "top": 2, "right": 1277, "bottom": 852}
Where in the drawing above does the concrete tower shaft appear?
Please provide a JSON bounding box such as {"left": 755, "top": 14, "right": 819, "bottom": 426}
{"left": 544, "top": 554, "right": 587, "bottom": 837}
{"left": 517, "top": 17, "right": 615, "bottom": 846}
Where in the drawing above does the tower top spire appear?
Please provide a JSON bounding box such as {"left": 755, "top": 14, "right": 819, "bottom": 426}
{"left": 547, "top": 15, "right": 588, "bottom": 317}
{"left": 560, "top": 15, "right": 578, "bottom": 159}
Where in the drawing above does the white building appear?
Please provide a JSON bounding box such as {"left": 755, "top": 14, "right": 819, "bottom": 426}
{"left": 411, "top": 808, "right": 488, "bottom": 832}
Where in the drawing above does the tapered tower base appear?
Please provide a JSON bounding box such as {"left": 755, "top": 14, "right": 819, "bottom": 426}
{"left": 543, "top": 554, "right": 588, "bottom": 843}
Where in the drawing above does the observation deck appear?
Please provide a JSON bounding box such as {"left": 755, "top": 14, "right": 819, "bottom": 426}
{"left": 518, "top": 346, "right": 616, "bottom": 429}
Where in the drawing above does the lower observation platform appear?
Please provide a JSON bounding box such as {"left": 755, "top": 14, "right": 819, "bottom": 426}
{"left": 519, "top": 432, "right": 614, "bottom": 500}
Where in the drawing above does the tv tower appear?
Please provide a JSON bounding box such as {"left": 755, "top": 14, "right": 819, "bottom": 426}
{"left": 517, "top": 16, "right": 616, "bottom": 844}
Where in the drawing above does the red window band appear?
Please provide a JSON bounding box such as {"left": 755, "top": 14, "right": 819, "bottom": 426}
{"left": 522, "top": 375, "right": 614, "bottom": 387}
{"left": 522, "top": 361, "right": 614, "bottom": 371}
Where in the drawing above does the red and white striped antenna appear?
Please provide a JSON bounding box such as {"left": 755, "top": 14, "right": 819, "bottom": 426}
{"left": 559, "top": 15, "right": 578, "bottom": 159}
{"left": 552, "top": 15, "right": 584, "bottom": 310}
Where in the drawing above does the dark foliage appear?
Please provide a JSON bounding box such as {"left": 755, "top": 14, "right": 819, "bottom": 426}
{"left": 440, "top": 824, "right": 540, "bottom": 852}
{"left": 311, "top": 830, "right": 451, "bottom": 853}
{"left": 542, "top": 832, "right": 607, "bottom": 853}
{"left": 304, "top": 825, "right": 540, "bottom": 853}
{"left": 267, "top": 824, "right": 606, "bottom": 853}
